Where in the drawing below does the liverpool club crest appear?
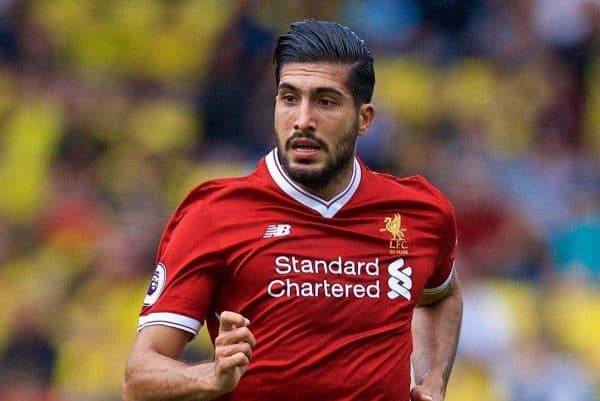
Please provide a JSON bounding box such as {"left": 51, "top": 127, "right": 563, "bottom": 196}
{"left": 380, "top": 213, "right": 408, "bottom": 255}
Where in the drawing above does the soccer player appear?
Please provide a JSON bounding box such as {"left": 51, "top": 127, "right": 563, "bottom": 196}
{"left": 123, "top": 20, "right": 462, "bottom": 401}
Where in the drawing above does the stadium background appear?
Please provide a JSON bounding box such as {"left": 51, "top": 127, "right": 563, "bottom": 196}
{"left": 0, "top": 0, "right": 599, "bottom": 400}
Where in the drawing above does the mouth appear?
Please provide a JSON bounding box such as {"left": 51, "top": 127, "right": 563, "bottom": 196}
{"left": 290, "top": 137, "right": 323, "bottom": 153}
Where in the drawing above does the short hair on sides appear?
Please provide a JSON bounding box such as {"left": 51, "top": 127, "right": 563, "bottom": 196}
{"left": 273, "top": 19, "right": 375, "bottom": 106}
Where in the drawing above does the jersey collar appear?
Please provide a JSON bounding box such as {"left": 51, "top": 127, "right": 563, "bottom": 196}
{"left": 265, "top": 148, "right": 361, "bottom": 218}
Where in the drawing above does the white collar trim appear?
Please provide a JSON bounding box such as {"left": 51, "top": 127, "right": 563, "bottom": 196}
{"left": 265, "top": 149, "right": 361, "bottom": 218}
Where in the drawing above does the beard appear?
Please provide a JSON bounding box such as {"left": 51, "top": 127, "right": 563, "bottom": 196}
{"left": 276, "top": 119, "right": 358, "bottom": 189}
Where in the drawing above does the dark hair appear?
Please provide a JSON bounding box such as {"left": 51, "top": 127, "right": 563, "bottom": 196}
{"left": 273, "top": 19, "right": 375, "bottom": 106}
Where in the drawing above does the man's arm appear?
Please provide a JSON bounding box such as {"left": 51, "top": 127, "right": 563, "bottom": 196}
{"left": 122, "top": 311, "right": 255, "bottom": 401}
{"left": 410, "top": 273, "right": 463, "bottom": 401}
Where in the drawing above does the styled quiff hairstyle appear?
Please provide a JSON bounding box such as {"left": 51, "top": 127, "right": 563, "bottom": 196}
{"left": 273, "top": 19, "right": 375, "bottom": 106}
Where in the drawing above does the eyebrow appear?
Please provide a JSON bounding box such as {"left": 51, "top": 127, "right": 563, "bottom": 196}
{"left": 278, "top": 83, "right": 345, "bottom": 98}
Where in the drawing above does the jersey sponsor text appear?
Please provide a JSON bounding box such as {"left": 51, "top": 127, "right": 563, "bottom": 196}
{"left": 267, "top": 255, "right": 413, "bottom": 300}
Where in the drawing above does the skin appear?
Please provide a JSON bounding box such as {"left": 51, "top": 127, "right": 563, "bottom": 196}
{"left": 275, "top": 62, "right": 375, "bottom": 200}
{"left": 122, "top": 311, "right": 255, "bottom": 401}
{"left": 411, "top": 274, "right": 463, "bottom": 401}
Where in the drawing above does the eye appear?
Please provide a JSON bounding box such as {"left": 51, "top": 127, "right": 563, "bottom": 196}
{"left": 317, "top": 98, "right": 336, "bottom": 106}
{"left": 281, "top": 94, "right": 297, "bottom": 103}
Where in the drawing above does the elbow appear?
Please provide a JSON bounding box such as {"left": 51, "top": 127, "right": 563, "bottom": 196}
{"left": 122, "top": 357, "right": 140, "bottom": 401}
{"left": 122, "top": 380, "right": 133, "bottom": 401}
{"left": 122, "top": 366, "right": 133, "bottom": 401}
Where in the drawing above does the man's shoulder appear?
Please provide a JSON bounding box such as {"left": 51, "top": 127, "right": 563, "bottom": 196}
{"left": 364, "top": 169, "right": 454, "bottom": 214}
{"left": 181, "top": 172, "right": 267, "bottom": 210}
{"left": 367, "top": 170, "right": 444, "bottom": 198}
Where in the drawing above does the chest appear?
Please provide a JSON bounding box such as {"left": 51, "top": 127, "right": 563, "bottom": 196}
{"left": 213, "top": 204, "right": 441, "bottom": 328}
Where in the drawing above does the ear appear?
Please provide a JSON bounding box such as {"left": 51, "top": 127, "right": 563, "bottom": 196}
{"left": 357, "top": 103, "right": 375, "bottom": 136}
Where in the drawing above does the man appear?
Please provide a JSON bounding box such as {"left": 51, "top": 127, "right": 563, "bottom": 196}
{"left": 123, "top": 20, "right": 462, "bottom": 401}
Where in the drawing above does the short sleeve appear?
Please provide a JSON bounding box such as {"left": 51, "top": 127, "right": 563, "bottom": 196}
{"left": 422, "top": 196, "right": 457, "bottom": 295}
{"left": 138, "top": 197, "right": 223, "bottom": 337}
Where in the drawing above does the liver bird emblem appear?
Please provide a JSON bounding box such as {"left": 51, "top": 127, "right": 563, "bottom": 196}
{"left": 380, "top": 213, "right": 405, "bottom": 240}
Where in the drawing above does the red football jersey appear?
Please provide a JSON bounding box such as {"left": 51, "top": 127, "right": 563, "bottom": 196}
{"left": 139, "top": 149, "right": 457, "bottom": 401}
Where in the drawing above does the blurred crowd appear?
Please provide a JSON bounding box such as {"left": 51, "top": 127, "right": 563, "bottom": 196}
{"left": 0, "top": 0, "right": 599, "bottom": 400}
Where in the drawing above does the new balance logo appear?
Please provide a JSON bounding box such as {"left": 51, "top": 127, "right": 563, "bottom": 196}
{"left": 263, "top": 224, "right": 292, "bottom": 238}
{"left": 387, "top": 258, "right": 412, "bottom": 300}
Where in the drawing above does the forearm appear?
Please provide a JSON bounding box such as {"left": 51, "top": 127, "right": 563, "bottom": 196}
{"left": 122, "top": 349, "right": 220, "bottom": 401}
{"left": 411, "top": 285, "right": 463, "bottom": 393}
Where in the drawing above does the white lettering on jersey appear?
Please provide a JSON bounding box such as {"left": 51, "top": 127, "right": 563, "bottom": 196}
{"left": 266, "top": 255, "right": 416, "bottom": 301}
{"left": 387, "top": 258, "right": 412, "bottom": 300}
{"left": 267, "top": 278, "right": 380, "bottom": 298}
{"left": 263, "top": 224, "right": 291, "bottom": 238}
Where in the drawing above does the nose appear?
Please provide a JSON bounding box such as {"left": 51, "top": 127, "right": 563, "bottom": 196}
{"left": 293, "top": 100, "right": 316, "bottom": 132}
